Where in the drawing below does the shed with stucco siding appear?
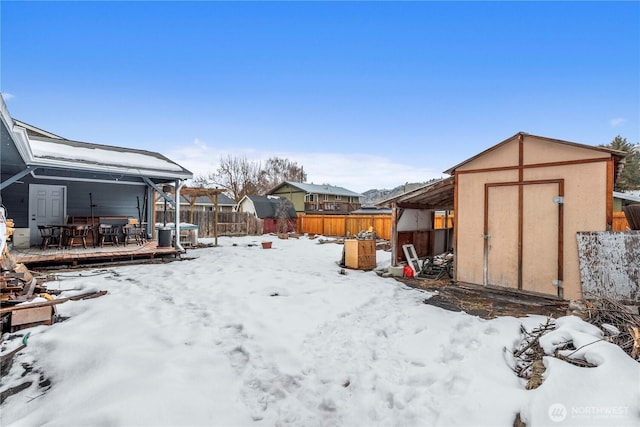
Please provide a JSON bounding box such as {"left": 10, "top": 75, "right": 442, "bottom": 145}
{"left": 446, "top": 132, "right": 625, "bottom": 300}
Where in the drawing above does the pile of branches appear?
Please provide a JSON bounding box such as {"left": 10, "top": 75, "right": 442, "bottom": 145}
{"left": 511, "top": 318, "right": 555, "bottom": 390}
{"left": 511, "top": 318, "right": 597, "bottom": 390}
{"left": 580, "top": 294, "right": 640, "bottom": 361}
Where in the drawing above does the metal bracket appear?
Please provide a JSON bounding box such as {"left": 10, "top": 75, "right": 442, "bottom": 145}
{"left": 484, "top": 234, "right": 491, "bottom": 239}
{"left": 552, "top": 280, "right": 563, "bottom": 287}
{"left": 553, "top": 196, "right": 564, "bottom": 204}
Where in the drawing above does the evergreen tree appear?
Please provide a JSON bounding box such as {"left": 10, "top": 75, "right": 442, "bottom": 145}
{"left": 601, "top": 135, "right": 640, "bottom": 191}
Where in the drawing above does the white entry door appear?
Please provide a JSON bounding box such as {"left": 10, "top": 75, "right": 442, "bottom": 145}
{"left": 29, "top": 184, "right": 66, "bottom": 245}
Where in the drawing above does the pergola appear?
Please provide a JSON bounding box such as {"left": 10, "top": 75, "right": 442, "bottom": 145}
{"left": 154, "top": 186, "right": 226, "bottom": 246}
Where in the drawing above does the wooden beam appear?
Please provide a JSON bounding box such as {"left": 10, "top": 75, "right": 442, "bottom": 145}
{"left": 391, "top": 202, "right": 398, "bottom": 267}
{"left": 0, "top": 290, "right": 108, "bottom": 314}
{"left": 606, "top": 158, "right": 614, "bottom": 230}
{"left": 518, "top": 133, "right": 524, "bottom": 290}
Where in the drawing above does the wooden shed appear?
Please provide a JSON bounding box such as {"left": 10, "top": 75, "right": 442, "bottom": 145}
{"left": 445, "top": 132, "right": 625, "bottom": 300}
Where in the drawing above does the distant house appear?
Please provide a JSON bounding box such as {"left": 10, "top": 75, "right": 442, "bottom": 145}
{"left": 156, "top": 193, "right": 236, "bottom": 212}
{"left": 268, "top": 181, "right": 361, "bottom": 215}
{"left": 350, "top": 206, "right": 392, "bottom": 215}
{"left": 236, "top": 195, "right": 297, "bottom": 234}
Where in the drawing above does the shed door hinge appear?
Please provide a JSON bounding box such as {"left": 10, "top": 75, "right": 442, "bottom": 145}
{"left": 553, "top": 196, "right": 564, "bottom": 204}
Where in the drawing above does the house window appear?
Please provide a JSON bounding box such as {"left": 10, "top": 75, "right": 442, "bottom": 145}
{"left": 306, "top": 194, "right": 316, "bottom": 202}
{"left": 323, "top": 194, "right": 329, "bottom": 201}
{"left": 336, "top": 195, "right": 342, "bottom": 201}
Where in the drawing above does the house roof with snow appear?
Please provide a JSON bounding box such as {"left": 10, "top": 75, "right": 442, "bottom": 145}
{"left": 269, "top": 181, "right": 361, "bottom": 197}
{"left": 23, "top": 134, "right": 192, "bottom": 181}
{"left": 1, "top": 96, "right": 192, "bottom": 187}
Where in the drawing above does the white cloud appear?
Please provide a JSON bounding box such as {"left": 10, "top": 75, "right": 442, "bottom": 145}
{"left": 165, "top": 139, "right": 444, "bottom": 193}
{"left": 609, "top": 118, "right": 626, "bottom": 127}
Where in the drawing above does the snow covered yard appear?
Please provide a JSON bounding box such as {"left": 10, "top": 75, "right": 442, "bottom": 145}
{"left": 1, "top": 236, "right": 638, "bottom": 427}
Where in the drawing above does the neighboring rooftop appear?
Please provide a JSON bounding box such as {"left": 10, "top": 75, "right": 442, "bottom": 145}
{"left": 272, "top": 181, "right": 361, "bottom": 197}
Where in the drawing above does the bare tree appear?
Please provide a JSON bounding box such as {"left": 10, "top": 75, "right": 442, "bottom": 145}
{"left": 257, "top": 157, "right": 307, "bottom": 194}
{"left": 194, "top": 156, "right": 307, "bottom": 200}
{"left": 275, "top": 198, "right": 295, "bottom": 234}
{"left": 195, "top": 155, "right": 261, "bottom": 202}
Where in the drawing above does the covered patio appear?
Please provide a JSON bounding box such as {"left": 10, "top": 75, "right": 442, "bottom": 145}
{"left": 0, "top": 96, "right": 194, "bottom": 261}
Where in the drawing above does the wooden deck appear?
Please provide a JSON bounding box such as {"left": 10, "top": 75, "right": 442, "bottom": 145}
{"left": 10, "top": 241, "right": 181, "bottom": 268}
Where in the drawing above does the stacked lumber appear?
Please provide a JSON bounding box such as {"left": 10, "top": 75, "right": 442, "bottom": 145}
{"left": 1, "top": 251, "right": 107, "bottom": 333}
{"left": 1, "top": 251, "right": 55, "bottom": 332}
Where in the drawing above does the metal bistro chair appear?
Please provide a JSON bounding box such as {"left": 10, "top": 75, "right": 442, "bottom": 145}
{"left": 99, "top": 224, "right": 120, "bottom": 247}
{"left": 38, "top": 225, "right": 60, "bottom": 250}
{"left": 65, "top": 224, "right": 90, "bottom": 249}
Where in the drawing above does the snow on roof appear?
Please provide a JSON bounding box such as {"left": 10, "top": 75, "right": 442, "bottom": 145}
{"left": 28, "top": 136, "right": 192, "bottom": 179}
{"left": 614, "top": 191, "right": 640, "bottom": 203}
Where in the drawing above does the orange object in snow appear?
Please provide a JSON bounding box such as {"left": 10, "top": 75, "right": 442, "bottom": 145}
{"left": 403, "top": 265, "right": 414, "bottom": 278}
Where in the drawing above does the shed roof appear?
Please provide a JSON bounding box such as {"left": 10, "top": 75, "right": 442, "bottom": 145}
{"left": 444, "top": 132, "right": 626, "bottom": 175}
{"left": 376, "top": 177, "right": 454, "bottom": 210}
{"left": 270, "top": 181, "right": 361, "bottom": 197}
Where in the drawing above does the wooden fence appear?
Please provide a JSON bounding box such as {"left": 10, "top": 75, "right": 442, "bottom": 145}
{"left": 296, "top": 213, "right": 455, "bottom": 240}
{"left": 297, "top": 215, "right": 392, "bottom": 239}
{"left": 156, "top": 209, "right": 627, "bottom": 238}
{"left": 155, "top": 211, "right": 261, "bottom": 237}
{"left": 613, "top": 211, "right": 630, "bottom": 231}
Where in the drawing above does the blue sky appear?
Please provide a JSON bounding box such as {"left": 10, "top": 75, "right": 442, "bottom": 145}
{"left": 1, "top": 1, "right": 638, "bottom": 193}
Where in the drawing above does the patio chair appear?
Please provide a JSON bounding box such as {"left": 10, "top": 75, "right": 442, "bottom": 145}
{"left": 65, "top": 224, "right": 89, "bottom": 249}
{"left": 123, "top": 224, "right": 144, "bottom": 246}
{"left": 38, "top": 225, "right": 60, "bottom": 249}
{"left": 99, "top": 224, "right": 120, "bottom": 247}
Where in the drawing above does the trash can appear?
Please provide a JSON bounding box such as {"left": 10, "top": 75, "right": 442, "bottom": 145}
{"left": 158, "top": 228, "right": 172, "bottom": 248}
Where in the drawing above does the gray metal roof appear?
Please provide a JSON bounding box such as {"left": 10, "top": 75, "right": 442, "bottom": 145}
{"left": 1, "top": 95, "right": 192, "bottom": 183}
{"left": 614, "top": 191, "right": 640, "bottom": 203}
{"left": 174, "top": 194, "right": 236, "bottom": 205}
{"left": 273, "top": 181, "right": 361, "bottom": 197}
{"left": 351, "top": 206, "right": 392, "bottom": 215}
{"left": 245, "top": 195, "right": 297, "bottom": 219}
{"left": 25, "top": 135, "right": 192, "bottom": 180}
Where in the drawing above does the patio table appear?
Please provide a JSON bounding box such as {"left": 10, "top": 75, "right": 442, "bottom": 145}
{"left": 48, "top": 224, "right": 90, "bottom": 249}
